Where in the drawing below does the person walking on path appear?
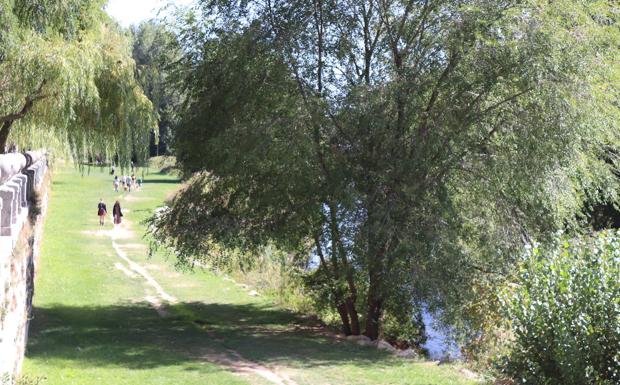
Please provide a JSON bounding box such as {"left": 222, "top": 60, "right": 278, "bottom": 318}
{"left": 112, "top": 200, "right": 123, "bottom": 225}
{"left": 97, "top": 199, "right": 107, "bottom": 226}
{"left": 113, "top": 176, "right": 119, "bottom": 192}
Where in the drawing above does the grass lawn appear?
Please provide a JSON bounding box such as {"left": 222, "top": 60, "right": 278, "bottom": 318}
{"left": 23, "top": 162, "right": 478, "bottom": 385}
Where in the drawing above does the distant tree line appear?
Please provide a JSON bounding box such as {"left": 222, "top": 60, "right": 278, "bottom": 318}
{"left": 130, "top": 21, "right": 181, "bottom": 157}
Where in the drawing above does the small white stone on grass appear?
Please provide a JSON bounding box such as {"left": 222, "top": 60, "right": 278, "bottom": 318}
{"left": 345, "top": 335, "right": 374, "bottom": 346}
{"left": 394, "top": 348, "right": 417, "bottom": 358}
{"left": 375, "top": 339, "right": 396, "bottom": 352}
{"left": 346, "top": 335, "right": 371, "bottom": 342}
{"left": 248, "top": 290, "right": 259, "bottom": 296}
{"left": 459, "top": 368, "right": 479, "bottom": 380}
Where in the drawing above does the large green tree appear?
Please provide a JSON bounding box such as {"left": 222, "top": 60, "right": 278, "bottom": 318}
{"left": 152, "top": 0, "right": 619, "bottom": 340}
{"left": 0, "top": 0, "right": 155, "bottom": 161}
{"left": 131, "top": 20, "right": 181, "bottom": 156}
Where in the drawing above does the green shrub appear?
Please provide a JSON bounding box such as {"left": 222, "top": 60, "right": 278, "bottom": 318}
{"left": 502, "top": 231, "right": 620, "bottom": 385}
{"left": 381, "top": 305, "right": 427, "bottom": 349}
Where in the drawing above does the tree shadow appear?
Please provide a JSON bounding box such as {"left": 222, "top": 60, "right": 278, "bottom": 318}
{"left": 27, "top": 301, "right": 395, "bottom": 371}
{"left": 142, "top": 178, "right": 181, "bottom": 184}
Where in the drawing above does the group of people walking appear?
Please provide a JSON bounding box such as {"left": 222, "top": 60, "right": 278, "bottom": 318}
{"left": 113, "top": 174, "right": 142, "bottom": 192}
{"left": 97, "top": 198, "right": 123, "bottom": 226}
{"left": 98, "top": 166, "right": 144, "bottom": 227}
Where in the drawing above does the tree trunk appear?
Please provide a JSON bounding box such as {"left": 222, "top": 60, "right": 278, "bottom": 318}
{"left": 314, "top": 232, "right": 357, "bottom": 336}
{"left": 0, "top": 121, "right": 13, "bottom": 153}
{"left": 326, "top": 201, "right": 362, "bottom": 335}
{"left": 346, "top": 297, "right": 361, "bottom": 335}
{"left": 337, "top": 302, "right": 352, "bottom": 335}
{"left": 364, "top": 248, "right": 384, "bottom": 340}
{"left": 0, "top": 80, "right": 49, "bottom": 153}
{"left": 364, "top": 296, "right": 383, "bottom": 340}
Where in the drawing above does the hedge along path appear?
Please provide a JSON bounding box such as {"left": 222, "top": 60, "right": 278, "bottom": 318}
{"left": 108, "top": 204, "right": 299, "bottom": 385}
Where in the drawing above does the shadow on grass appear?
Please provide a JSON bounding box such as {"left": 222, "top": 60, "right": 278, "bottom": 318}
{"left": 27, "top": 302, "right": 393, "bottom": 371}
{"left": 142, "top": 178, "right": 181, "bottom": 184}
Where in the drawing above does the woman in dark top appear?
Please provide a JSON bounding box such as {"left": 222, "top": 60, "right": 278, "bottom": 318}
{"left": 112, "top": 200, "right": 123, "bottom": 225}
{"left": 97, "top": 199, "right": 107, "bottom": 226}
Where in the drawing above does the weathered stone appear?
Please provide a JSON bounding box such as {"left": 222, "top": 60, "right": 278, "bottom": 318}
{"left": 375, "top": 339, "right": 397, "bottom": 352}
{"left": 25, "top": 150, "right": 43, "bottom": 166}
{"left": 394, "top": 348, "right": 418, "bottom": 358}
{"left": 346, "top": 334, "right": 371, "bottom": 342}
{"left": 0, "top": 154, "right": 27, "bottom": 184}
{"left": 357, "top": 339, "right": 374, "bottom": 347}
{"left": 15, "top": 174, "right": 28, "bottom": 207}
{"left": 0, "top": 181, "right": 20, "bottom": 230}
{"left": 346, "top": 335, "right": 372, "bottom": 345}
{"left": 0, "top": 187, "right": 15, "bottom": 236}
{"left": 22, "top": 168, "right": 35, "bottom": 201}
{"left": 0, "top": 150, "right": 48, "bottom": 380}
{"left": 24, "top": 151, "right": 41, "bottom": 168}
{"left": 6, "top": 180, "right": 22, "bottom": 217}
{"left": 35, "top": 159, "right": 48, "bottom": 187}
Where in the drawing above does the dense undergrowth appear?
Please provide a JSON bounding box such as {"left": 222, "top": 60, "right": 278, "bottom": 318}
{"left": 498, "top": 232, "right": 620, "bottom": 385}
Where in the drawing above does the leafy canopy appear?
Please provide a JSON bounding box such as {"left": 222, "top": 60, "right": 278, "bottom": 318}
{"left": 152, "top": 0, "right": 620, "bottom": 342}
{"left": 131, "top": 20, "right": 182, "bottom": 156}
{"left": 0, "top": 0, "right": 155, "bottom": 162}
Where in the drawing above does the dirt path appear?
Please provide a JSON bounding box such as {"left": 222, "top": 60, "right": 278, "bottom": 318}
{"left": 108, "top": 216, "right": 298, "bottom": 385}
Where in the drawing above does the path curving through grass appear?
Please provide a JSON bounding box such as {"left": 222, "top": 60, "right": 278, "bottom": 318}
{"left": 23, "top": 164, "right": 477, "bottom": 385}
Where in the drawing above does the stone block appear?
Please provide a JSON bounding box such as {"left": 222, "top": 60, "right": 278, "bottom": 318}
{"left": 32, "top": 160, "right": 46, "bottom": 187}
{"left": 6, "top": 180, "right": 21, "bottom": 218}
{"left": 0, "top": 186, "right": 16, "bottom": 236}
{"left": 0, "top": 154, "right": 27, "bottom": 185}
{"left": 346, "top": 335, "right": 372, "bottom": 343}
{"left": 394, "top": 348, "right": 418, "bottom": 358}
{"left": 15, "top": 174, "right": 28, "bottom": 207}
{"left": 375, "top": 339, "right": 397, "bottom": 352}
{"left": 25, "top": 151, "right": 43, "bottom": 166}
{"left": 22, "top": 168, "right": 35, "bottom": 201}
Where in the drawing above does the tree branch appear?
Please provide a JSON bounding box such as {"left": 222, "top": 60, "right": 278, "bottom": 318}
{"left": 417, "top": 52, "right": 460, "bottom": 138}
{"left": 0, "top": 80, "right": 49, "bottom": 125}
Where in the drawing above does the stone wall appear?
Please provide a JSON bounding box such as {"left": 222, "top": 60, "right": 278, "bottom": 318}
{"left": 0, "top": 151, "right": 49, "bottom": 381}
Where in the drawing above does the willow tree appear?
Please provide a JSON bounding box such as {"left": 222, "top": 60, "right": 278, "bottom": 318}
{"left": 0, "top": 0, "right": 155, "bottom": 161}
{"left": 152, "top": 0, "right": 620, "bottom": 340}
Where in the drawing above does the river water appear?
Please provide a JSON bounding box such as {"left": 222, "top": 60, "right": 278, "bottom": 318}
{"left": 420, "top": 308, "right": 462, "bottom": 360}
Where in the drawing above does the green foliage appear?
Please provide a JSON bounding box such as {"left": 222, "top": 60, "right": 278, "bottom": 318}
{"left": 223, "top": 246, "right": 318, "bottom": 314}
{"left": 24, "top": 165, "right": 476, "bottom": 385}
{"left": 502, "top": 232, "right": 620, "bottom": 385}
{"left": 131, "top": 21, "right": 181, "bottom": 156}
{"left": 0, "top": 0, "right": 155, "bottom": 162}
{"left": 381, "top": 305, "right": 427, "bottom": 350}
{"left": 154, "top": 0, "right": 620, "bottom": 342}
